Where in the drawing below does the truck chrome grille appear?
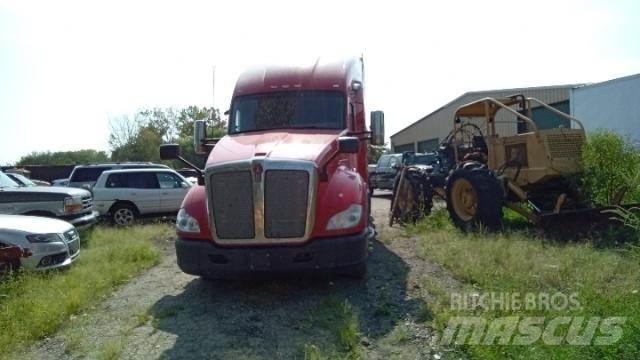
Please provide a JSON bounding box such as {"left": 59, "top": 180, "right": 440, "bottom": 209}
{"left": 205, "top": 159, "right": 316, "bottom": 244}
{"left": 209, "top": 171, "right": 255, "bottom": 239}
{"left": 81, "top": 196, "right": 92, "bottom": 210}
{"left": 264, "top": 170, "right": 309, "bottom": 238}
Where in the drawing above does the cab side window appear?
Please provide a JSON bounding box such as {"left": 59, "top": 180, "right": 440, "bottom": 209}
{"left": 157, "top": 173, "right": 184, "bottom": 189}
{"left": 106, "top": 173, "right": 128, "bottom": 188}
{"left": 128, "top": 173, "right": 159, "bottom": 189}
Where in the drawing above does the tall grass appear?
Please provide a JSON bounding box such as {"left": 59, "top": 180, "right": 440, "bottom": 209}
{"left": 410, "top": 210, "right": 640, "bottom": 359}
{"left": 0, "top": 224, "right": 169, "bottom": 357}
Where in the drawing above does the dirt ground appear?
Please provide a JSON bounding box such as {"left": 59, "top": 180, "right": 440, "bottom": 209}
{"left": 19, "top": 192, "right": 462, "bottom": 360}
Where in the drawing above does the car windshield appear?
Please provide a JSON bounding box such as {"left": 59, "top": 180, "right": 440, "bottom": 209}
{"left": 0, "top": 172, "right": 20, "bottom": 188}
{"left": 8, "top": 173, "right": 37, "bottom": 187}
{"left": 229, "top": 90, "right": 345, "bottom": 134}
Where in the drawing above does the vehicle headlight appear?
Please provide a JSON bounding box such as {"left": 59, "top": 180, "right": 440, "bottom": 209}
{"left": 326, "top": 204, "right": 363, "bottom": 230}
{"left": 26, "top": 233, "right": 62, "bottom": 243}
{"left": 64, "top": 196, "right": 83, "bottom": 213}
{"left": 176, "top": 208, "right": 200, "bottom": 233}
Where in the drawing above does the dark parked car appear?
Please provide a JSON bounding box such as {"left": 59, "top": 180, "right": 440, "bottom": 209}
{"left": 403, "top": 152, "right": 440, "bottom": 172}
{"left": 66, "top": 162, "right": 169, "bottom": 190}
{"left": 369, "top": 153, "right": 402, "bottom": 193}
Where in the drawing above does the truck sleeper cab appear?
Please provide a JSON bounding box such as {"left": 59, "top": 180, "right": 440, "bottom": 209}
{"left": 162, "top": 57, "right": 385, "bottom": 278}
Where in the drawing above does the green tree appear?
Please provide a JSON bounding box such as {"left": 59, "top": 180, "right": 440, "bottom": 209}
{"left": 368, "top": 144, "right": 388, "bottom": 164}
{"left": 17, "top": 149, "right": 109, "bottom": 165}
{"left": 108, "top": 106, "right": 226, "bottom": 168}
{"left": 581, "top": 131, "right": 640, "bottom": 205}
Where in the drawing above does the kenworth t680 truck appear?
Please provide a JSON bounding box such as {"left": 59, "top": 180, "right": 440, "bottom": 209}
{"left": 160, "top": 57, "right": 385, "bottom": 278}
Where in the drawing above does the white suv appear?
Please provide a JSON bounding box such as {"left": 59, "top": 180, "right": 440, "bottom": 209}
{"left": 92, "top": 168, "right": 191, "bottom": 225}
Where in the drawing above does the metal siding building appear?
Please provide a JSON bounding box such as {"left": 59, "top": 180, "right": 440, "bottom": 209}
{"left": 570, "top": 74, "right": 640, "bottom": 141}
{"left": 391, "top": 85, "right": 580, "bottom": 153}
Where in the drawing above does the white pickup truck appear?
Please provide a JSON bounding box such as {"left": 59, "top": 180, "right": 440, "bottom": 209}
{"left": 0, "top": 171, "right": 98, "bottom": 228}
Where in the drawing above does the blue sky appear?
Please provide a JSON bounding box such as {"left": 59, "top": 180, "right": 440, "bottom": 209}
{"left": 1, "top": 0, "right": 639, "bottom": 165}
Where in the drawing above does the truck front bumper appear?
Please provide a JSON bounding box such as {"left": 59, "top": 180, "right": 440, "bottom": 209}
{"left": 175, "top": 229, "right": 371, "bottom": 278}
{"left": 61, "top": 211, "right": 99, "bottom": 229}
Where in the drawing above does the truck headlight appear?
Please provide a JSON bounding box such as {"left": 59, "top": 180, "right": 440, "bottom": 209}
{"left": 176, "top": 208, "right": 200, "bottom": 233}
{"left": 64, "top": 196, "right": 83, "bottom": 213}
{"left": 326, "top": 204, "right": 363, "bottom": 230}
{"left": 26, "top": 233, "right": 62, "bottom": 243}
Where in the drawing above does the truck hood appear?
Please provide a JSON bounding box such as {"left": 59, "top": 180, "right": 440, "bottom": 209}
{"left": 0, "top": 185, "right": 90, "bottom": 200}
{"left": 207, "top": 130, "right": 341, "bottom": 166}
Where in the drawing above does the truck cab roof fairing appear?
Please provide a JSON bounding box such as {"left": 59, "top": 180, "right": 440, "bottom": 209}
{"left": 233, "top": 57, "right": 361, "bottom": 97}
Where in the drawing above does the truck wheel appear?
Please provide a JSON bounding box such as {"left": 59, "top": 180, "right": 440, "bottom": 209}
{"left": 111, "top": 203, "right": 137, "bottom": 226}
{"left": 445, "top": 167, "right": 503, "bottom": 231}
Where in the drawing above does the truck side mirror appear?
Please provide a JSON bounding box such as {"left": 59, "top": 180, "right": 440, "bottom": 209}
{"left": 338, "top": 136, "right": 359, "bottom": 154}
{"left": 160, "top": 144, "right": 181, "bottom": 160}
{"left": 194, "top": 120, "right": 207, "bottom": 155}
{"left": 370, "top": 111, "right": 385, "bottom": 145}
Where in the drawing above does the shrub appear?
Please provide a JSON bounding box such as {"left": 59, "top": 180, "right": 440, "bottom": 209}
{"left": 581, "top": 131, "right": 640, "bottom": 205}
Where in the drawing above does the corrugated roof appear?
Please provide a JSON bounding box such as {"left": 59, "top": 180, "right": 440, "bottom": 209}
{"left": 572, "top": 73, "right": 640, "bottom": 92}
{"left": 391, "top": 83, "right": 583, "bottom": 138}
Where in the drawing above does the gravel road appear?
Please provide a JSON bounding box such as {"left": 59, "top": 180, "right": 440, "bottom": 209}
{"left": 20, "top": 192, "right": 460, "bottom": 360}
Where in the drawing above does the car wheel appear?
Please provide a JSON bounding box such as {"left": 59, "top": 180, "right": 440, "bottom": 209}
{"left": 112, "top": 204, "right": 137, "bottom": 226}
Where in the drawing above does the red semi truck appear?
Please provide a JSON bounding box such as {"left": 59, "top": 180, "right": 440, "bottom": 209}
{"left": 160, "top": 57, "right": 385, "bottom": 278}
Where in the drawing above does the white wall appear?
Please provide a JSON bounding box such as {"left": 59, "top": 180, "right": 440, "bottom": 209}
{"left": 571, "top": 74, "right": 640, "bottom": 141}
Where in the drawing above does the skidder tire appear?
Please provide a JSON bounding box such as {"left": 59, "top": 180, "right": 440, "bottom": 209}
{"left": 445, "top": 167, "right": 503, "bottom": 231}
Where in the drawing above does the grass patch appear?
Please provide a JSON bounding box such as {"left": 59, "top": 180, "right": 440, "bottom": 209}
{"left": 0, "top": 224, "right": 169, "bottom": 357}
{"left": 303, "top": 298, "right": 363, "bottom": 359}
{"left": 411, "top": 209, "right": 640, "bottom": 359}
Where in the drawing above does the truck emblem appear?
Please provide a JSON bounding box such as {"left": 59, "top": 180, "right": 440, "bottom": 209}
{"left": 253, "top": 163, "right": 263, "bottom": 182}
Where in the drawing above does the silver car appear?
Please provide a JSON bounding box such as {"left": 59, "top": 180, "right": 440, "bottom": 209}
{"left": 0, "top": 215, "right": 80, "bottom": 270}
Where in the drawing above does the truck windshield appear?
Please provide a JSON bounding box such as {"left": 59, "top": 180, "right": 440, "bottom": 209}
{"left": 0, "top": 173, "right": 19, "bottom": 188}
{"left": 229, "top": 90, "right": 345, "bottom": 134}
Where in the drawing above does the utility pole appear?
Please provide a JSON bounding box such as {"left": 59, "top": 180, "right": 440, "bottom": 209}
{"left": 211, "top": 65, "right": 216, "bottom": 123}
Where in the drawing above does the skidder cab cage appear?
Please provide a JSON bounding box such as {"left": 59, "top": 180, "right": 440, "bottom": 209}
{"left": 390, "top": 94, "right": 635, "bottom": 232}
{"left": 450, "top": 95, "right": 587, "bottom": 187}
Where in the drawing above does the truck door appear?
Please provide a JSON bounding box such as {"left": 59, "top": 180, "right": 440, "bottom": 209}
{"left": 0, "top": 192, "right": 17, "bottom": 214}
{"left": 156, "top": 172, "right": 190, "bottom": 212}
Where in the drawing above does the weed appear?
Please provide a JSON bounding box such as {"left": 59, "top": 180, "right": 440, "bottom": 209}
{"left": 63, "top": 329, "right": 85, "bottom": 355}
{"left": 134, "top": 308, "right": 152, "bottom": 328}
{"left": 374, "top": 286, "right": 392, "bottom": 316}
{"left": 388, "top": 324, "right": 410, "bottom": 345}
{"left": 97, "top": 338, "right": 123, "bottom": 360}
{"left": 303, "top": 344, "right": 328, "bottom": 360}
